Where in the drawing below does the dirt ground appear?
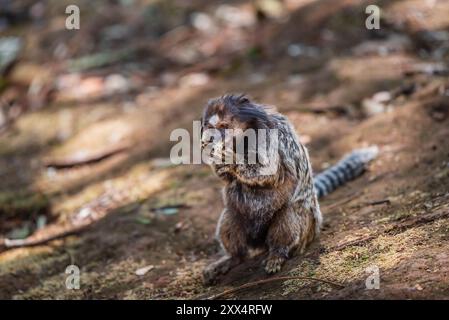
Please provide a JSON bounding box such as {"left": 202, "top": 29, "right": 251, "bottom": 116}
{"left": 0, "top": 0, "right": 448, "bottom": 299}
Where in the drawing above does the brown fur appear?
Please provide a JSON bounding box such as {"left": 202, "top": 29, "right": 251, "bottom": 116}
{"left": 201, "top": 94, "right": 322, "bottom": 284}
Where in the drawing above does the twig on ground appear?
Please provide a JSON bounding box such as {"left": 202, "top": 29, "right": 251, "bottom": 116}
{"left": 205, "top": 276, "right": 345, "bottom": 300}
{"left": 44, "top": 143, "right": 131, "bottom": 169}
{"left": 350, "top": 198, "right": 391, "bottom": 208}
{"left": 367, "top": 199, "right": 391, "bottom": 206}
{"left": 324, "top": 190, "right": 364, "bottom": 211}
{"left": 0, "top": 223, "right": 88, "bottom": 250}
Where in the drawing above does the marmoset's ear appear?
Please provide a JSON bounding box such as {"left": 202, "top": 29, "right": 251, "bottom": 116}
{"left": 235, "top": 94, "right": 250, "bottom": 105}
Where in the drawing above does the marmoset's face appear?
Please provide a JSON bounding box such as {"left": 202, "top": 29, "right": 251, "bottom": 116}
{"left": 201, "top": 94, "right": 269, "bottom": 140}
{"left": 201, "top": 96, "right": 242, "bottom": 162}
{"left": 202, "top": 99, "right": 245, "bottom": 143}
{"left": 200, "top": 95, "right": 271, "bottom": 163}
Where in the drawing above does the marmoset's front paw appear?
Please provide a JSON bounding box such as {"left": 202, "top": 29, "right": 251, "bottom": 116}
{"left": 203, "top": 256, "right": 237, "bottom": 285}
{"left": 264, "top": 254, "right": 286, "bottom": 274}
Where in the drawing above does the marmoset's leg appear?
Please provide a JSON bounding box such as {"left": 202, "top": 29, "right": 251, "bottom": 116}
{"left": 203, "top": 209, "right": 248, "bottom": 284}
{"left": 265, "top": 204, "right": 317, "bottom": 273}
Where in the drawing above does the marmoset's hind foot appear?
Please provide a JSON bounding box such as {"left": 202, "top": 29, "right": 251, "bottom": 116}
{"left": 203, "top": 255, "right": 241, "bottom": 285}
{"left": 264, "top": 254, "right": 286, "bottom": 274}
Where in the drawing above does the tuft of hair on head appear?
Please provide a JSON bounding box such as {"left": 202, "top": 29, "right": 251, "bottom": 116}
{"left": 219, "top": 93, "right": 250, "bottom": 106}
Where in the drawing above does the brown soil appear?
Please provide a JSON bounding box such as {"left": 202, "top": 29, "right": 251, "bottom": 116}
{"left": 0, "top": 0, "right": 448, "bottom": 299}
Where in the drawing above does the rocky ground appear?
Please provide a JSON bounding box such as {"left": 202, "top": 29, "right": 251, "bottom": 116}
{"left": 0, "top": 0, "right": 448, "bottom": 299}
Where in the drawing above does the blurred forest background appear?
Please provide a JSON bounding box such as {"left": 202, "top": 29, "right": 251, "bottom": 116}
{"left": 0, "top": 0, "right": 449, "bottom": 299}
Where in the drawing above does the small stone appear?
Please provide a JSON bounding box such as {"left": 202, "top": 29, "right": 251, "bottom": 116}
{"left": 77, "top": 207, "right": 93, "bottom": 220}
{"left": 362, "top": 98, "right": 386, "bottom": 116}
{"left": 372, "top": 91, "right": 392, "bottom": 103}
{"left": 174, "top": 221, "right": 184, "bottom": 233}
{"left": 191, "top": 12, "right": 216, "bottom": 33}
{"left": 179, "top": 72, "right": 210, "bottom": 87}
{"left": 287, "top": 43, "right": 320, "bottom": 58}
{"left": 104, "top": 74, "right": 130, "bottom": 94}
{"left": 215, "top": 5, "right": 256, "bottom": 28}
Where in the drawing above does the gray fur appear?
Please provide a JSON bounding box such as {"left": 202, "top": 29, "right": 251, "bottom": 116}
{"left": 314, "top": 146, "right": 378, "bottom": 198}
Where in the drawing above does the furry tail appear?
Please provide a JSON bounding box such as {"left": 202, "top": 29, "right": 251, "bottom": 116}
{"left": 314, "top": 146, "right": 379, "bottom": 198}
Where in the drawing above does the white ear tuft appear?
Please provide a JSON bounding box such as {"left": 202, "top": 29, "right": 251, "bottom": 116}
{"left": 208, "top": 114, "right": 219, "bottom": 126}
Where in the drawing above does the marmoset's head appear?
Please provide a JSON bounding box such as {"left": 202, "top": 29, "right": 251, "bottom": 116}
{"left": 200, "top": 94, "right": 273, "bottom": 163}
{"left": 201, "top": 94, "right": 271, "bottom": 142}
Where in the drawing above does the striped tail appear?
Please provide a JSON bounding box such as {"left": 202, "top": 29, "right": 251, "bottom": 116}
{"left": 314, "top": 146, "right": 379, "bottom": 198}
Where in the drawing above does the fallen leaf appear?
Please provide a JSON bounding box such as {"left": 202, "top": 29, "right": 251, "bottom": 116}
{"left": 151, "top": 204, "right": 189, "bottom": 214}
{"left": 157, "top": 207, "right": 179, "bottom": 215}
{"left": 135, "top": 216, "right": 152, "bottom": 225}
{"left": 135, "top": 265, "right": 155, "bottom": 276}
{"left": 36, "top": 215, "right": 47, "bottom": 229}
{"left": 0, "top": 37, "right": 22, "bottom": 73}
{"left": 7, "top": 224, "right": 30, "bottom": 240}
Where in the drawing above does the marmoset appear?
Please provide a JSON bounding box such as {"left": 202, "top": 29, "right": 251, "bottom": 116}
{"left": 201, "top": 94, "right": 378, "bottom": 284}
